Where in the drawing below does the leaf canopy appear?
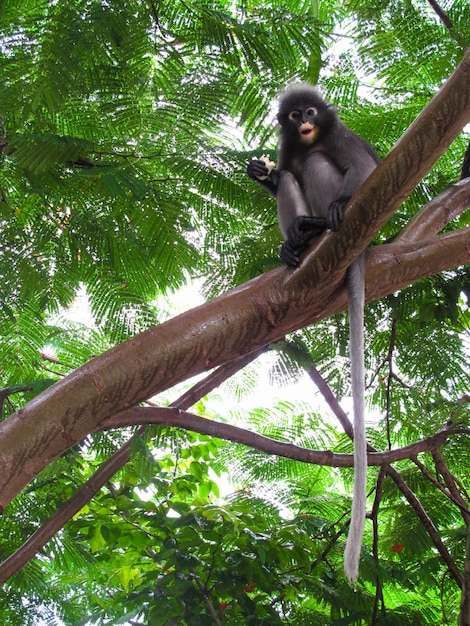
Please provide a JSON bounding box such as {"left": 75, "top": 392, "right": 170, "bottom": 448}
{"left": 0, "top": 0, "right": 469, "bottom": 624}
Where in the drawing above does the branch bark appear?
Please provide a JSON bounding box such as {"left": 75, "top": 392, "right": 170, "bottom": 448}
{"left": 0, "top": 50, "right": 469, "bottom": 510}
{"left": 396, "top": 178, "right": 470, "bottom": 243}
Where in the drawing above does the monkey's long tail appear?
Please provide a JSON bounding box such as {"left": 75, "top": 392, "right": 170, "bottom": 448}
{"left": 343, "top": 252, "right": 367, "bottom": 585}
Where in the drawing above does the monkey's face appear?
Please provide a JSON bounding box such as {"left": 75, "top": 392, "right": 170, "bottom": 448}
{"left": 288, "top": 107, "right": 319, "bottom": 144}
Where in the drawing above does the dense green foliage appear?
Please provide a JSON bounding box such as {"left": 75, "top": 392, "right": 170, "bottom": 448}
{"left": 0, "top": 0, "right": 469, "bottom": 624}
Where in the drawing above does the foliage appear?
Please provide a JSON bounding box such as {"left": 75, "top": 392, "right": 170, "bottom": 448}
{"left": 0, "top": 0, "right": 469, "bottom": 624}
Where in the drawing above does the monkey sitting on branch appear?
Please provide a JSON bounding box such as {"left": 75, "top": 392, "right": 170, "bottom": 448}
{"left": 247, "top": 84, "right": 380, "bottom": 584}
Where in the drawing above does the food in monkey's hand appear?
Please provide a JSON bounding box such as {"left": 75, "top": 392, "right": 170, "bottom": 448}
{"left": 254, "top": 154, "right": 276, "bottom": 180}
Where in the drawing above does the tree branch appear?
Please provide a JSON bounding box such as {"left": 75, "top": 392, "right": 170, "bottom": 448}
{"left": 0, "top": 228, "right": 468, "bottom": 510}
{"left": 371, "top": 467, "right": 387, "bottom": 624}
{"left": 459, "top": 522, "right": 470, "bottom": 625}
{"left": 387, "top": 464, "right": 462, "bottom": 586}
{"left": 427, "top": 0, "right": 454, "bottom": 31}
{"left": 396, "top": 178, "right": 470, "bottom": 243}
{"left": 430, "top": 449, "right": 470, "bottom": 524}
{"left": 0, "top": 50, "right": 469, "bottom": 510}
{"left": 0, "top": 349, "right": 265, "bottom": 585}
{"left": 99, "top": 405, "right": 467, "bottom": 468}
{"left": 461, "top": 140, "right": 470, "bottom": 180}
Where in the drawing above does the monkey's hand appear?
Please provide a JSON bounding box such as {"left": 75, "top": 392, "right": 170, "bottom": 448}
{"left": 286, "top": 215, "right": 327, "bottom": 248}
{"left": 327, "top": 196, "right": 350, "bottom": 231}
{"left": 280, "top": 216, "right": 328, "bottom": 267}
{"left": 247, "top": 158, "right": 279, "bottom": 196}
{"left": 247, "top": 159, "right": 268, "bottom": 180}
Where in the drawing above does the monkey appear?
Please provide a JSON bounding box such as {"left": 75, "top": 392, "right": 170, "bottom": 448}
{"left": 247, "top": 84, "right": 379, "bottom": 584}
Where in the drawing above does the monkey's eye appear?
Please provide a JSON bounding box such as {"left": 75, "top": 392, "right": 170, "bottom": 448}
{"left": 288, "top": 110, "right": 301, "bottom": 121}
{"left": 305, "top": 107, "right": 317, "bottom": 117}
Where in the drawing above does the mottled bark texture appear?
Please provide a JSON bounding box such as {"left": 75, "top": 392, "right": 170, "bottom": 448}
{"left": 0, "top": 50, "right": 469, "bottom": 511}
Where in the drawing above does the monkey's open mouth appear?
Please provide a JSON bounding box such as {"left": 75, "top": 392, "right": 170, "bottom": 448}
{"left": 300, "top": 125, "right": 319, "bottom": 142}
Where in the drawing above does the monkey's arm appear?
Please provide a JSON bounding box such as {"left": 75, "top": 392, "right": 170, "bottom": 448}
{"left": 247, "top": 159, "right": 328, "bottom": 266}
{"left": 326, "top": 195, "right": 352, "bottom": 231}
{"left": 326, "top": 155, "right": 376, "bottom": 230}
{"left": 326, "top": 130, "right": 379, "bottom": 231}
{"left": 246, "top": 158, "right": 280, "bottom": 196}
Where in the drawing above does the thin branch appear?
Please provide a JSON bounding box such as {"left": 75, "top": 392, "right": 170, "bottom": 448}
{"left": 388, "top": 463, "right": 462, "bottom": 586}
{"left": 431, "top": 449, "right": 470, "bottom": 524}
{"left": 459, "top": 522, "right": 470, "bottom": 625}
{"left": 385, "top": 319, "right": 397, "bottom": 450}
{"left": 371, "top": 468, "right": 387, "bottom": 625}
{"left": 191, "top": 570, "right": 222, "bottom": 626}
{"left": 412, "top": 454, "right": 470, "bottom": 519}
{"left": 307, "top": 364, "right": 463, "bottom": 587}
{"left": 0, "top": 349, "right": 265, "bottom": 585}
{"left": 101, "top": 405, "right": 468, "bottom": 468}
{"left": 307, "top": 364, "right": 353, "bottom": 439}
{"left": 427, "top": 0, "right": 454, "bottom": 30}
{"left": 426, "top": 0, "right": 467, "bottom": 47}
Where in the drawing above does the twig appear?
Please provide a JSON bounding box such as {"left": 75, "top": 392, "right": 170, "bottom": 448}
{"left": 371, "top": 468, "right": 387, "bottom": 625}
{"left": 388, "top": 464, "right": 462, "bottom": 586}
{"left": 459, "top": 522, "right": 470, "bottom": 625}
{"left": 385, "top": 319, "right": 397, "bottom": 450}
{"left": 430, "top": 449, "right": 470, "bottom": 524}
{"left": 191, "top": 570, "right": 223, "bottom": 626}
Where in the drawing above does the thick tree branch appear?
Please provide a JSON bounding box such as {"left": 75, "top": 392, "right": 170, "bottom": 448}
{"left": 0, "top": 228, "right": 467, "bottom": 510}
{"left": 0, "top": 50, "right": 469, "bottom": 509}
{"left": 396, "top": 178, "right": 470, "bottom": 243}
{"left": 313, "top": 228, "right": 470, "bottom": 325}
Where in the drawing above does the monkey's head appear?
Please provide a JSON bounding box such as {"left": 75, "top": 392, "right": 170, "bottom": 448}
{"left": 277, "top": 84, "right": 336, "bottom": 145}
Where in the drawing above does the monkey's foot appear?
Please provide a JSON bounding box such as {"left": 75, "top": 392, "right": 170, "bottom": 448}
{"left": 280, "top": 240, "right": 303, "bottom": 267}
{"left": 286, "top": 215, "right": 327, "bottom": 248}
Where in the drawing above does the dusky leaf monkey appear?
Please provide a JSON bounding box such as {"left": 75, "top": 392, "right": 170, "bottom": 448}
{"left": 247, "top": 84, "right": 379, "bottom": 584}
